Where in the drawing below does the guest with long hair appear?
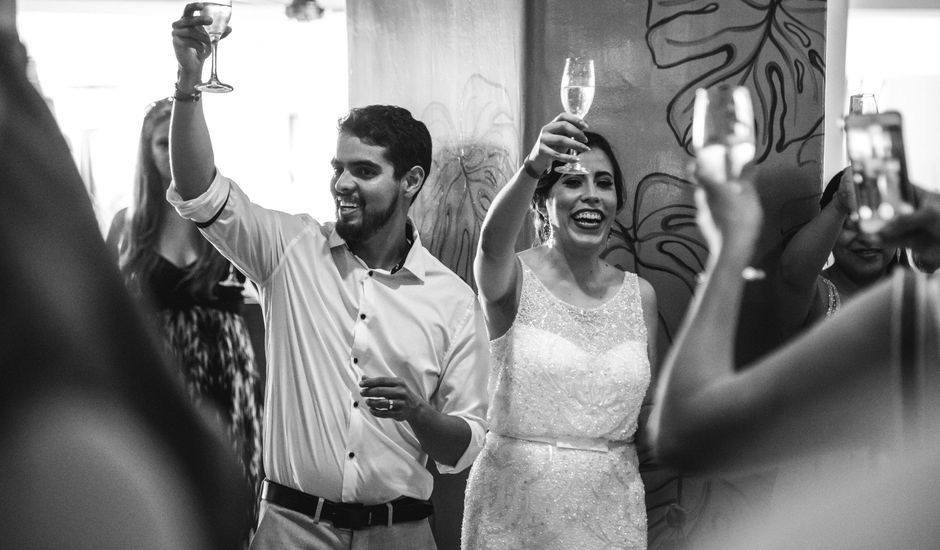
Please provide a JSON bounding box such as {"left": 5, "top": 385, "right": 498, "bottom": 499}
{"left": 106, "top": 97, "right": 264, "bottom": 531}
{"left": 0, "top": 27, "right": 251, "bottom": 549}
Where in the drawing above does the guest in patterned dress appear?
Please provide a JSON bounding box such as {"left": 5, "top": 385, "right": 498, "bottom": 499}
{"left": 462, "top": 113, "right": 659, "bottom": 549}
{"left": 106, "top": 98, "right": 263, "bottom": 542}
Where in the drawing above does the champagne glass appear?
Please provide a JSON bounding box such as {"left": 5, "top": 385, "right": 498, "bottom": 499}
{"left": 196, "top": 0, "right": 234, "bottom": 93}
{"left": 692, "top": 84, "right": 764, "bottom": 280}
{"left": 849, "top": 93, "right": 878, "bottom": 115}
{"left": 556, "top": 57, "right": 595, "bottom": 174}
{"left": 691, "top": 84, "right": 756, "bottom": 184}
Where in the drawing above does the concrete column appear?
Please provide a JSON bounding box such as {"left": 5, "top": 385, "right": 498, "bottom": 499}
{"left": 825, "top": 0, "right": 850, "bottom": 184}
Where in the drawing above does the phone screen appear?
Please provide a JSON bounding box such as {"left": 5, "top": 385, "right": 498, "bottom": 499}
{"left": 844, "top": 111, "right": 915, "bottom": 233}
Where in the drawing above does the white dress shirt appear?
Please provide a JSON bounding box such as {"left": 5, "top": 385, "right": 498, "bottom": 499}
{"left": 168, "top": 171, "right": 489, "bottom": 505}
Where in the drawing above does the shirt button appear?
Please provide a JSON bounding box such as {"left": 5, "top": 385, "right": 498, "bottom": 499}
{"left": 348, "top": 452, "right": 355, "bottom": 459}
{"left": 360, "top": 313, "right": 366, "bottom": 320}
{"left": 368, "top": 270, "right": 374, "bottom": 277}
{"left": 353, "top": 357, "right": 359, "bottom": 364}
{"left": 353, "top": 401, "right": 359, "bottom": 408}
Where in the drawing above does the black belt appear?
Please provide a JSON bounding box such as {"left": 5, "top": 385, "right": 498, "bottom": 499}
{"left": 260, "top": 479, "right": 433, "bottom": 530}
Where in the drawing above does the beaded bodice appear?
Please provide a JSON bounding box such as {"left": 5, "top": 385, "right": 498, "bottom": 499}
{"left": 487, "top": 261, "right": 651, "bottom": 442}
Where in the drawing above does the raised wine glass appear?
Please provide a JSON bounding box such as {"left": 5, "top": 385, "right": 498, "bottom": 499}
{"left": 691, "top": 84, "right": 756, "bottom": 184}
{"left": 196, "top": 0, "right": 234, "bottom": 93}
{"left": 849, "top": 93, "right": 878, "bottom": 115}
{"left": 556, "top": 57, "right": 595, "bottom": 174}
{"left": 691, "top": 84, "right": 764, "bottom": 280}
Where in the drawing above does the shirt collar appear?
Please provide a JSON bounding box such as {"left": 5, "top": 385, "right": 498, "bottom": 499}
{"left": 328, "top": 219, "right": 427, "bottom": 281}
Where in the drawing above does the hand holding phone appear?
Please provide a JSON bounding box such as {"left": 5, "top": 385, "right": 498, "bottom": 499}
{"left": 844, "top": 111, "right": 916, "bottom": 233}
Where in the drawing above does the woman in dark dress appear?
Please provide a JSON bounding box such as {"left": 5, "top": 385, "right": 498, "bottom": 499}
{"left": 106, "top": 98, "right": 263, "bottom": 527}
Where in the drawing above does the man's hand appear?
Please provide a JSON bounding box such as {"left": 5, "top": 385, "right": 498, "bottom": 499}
{"left": 523, "top": 112, "right": 590, "bottom": 176}
{"left": 359, "top": 376, "right": 426, "bottom": 422}
{"left": 359, "top": 375, "right": 472, "bottom": 467}
{"left": 171, "top": 3, "right": 232, "bottom": 85}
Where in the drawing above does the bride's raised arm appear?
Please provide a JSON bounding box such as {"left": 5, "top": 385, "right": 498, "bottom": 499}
{"left": 473, "top": 113, "right": 588, "bottom": 338}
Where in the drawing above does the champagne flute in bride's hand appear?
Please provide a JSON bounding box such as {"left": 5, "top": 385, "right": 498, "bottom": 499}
{"left": 556, "top": 57, "right": 595, "bottom": 174}
{"left": 196, "top": 0, "right": 233, "bottom": 93}
{"left": 692, "top": 84, "right": 765, "bottom": 280}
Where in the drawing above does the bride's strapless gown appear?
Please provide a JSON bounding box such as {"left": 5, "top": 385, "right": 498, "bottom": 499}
{"left": 462, "top": 261, "right": 651, "bottom": 549}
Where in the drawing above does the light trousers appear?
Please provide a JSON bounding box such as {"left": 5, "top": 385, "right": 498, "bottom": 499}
{"left": 249, "top": 499, "right": 438, "bottom": 550}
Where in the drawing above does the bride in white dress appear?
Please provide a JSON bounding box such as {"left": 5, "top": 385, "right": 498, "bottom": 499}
{"left": 461, "top": 113, "right": 658, "bottom": 549}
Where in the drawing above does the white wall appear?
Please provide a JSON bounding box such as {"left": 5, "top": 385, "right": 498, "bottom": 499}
{"left": 824, "top": 0, "right": 849, "bottom": 187}
{"left": 840, "top": 3, "right": 940, "bottom": 192}
{"left": 17, "top": 0, "right": 348, "bottom": 233}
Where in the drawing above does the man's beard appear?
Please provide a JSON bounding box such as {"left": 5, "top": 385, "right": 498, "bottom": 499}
{"left": 336, "top": 192, "right": 400, "bottom": 246}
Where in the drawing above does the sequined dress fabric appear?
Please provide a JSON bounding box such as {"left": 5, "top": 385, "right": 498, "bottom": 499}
{"left": 462, "top": 261, "right": 651, "bottom": 549}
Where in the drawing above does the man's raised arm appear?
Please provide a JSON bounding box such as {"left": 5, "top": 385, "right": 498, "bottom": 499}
{"left": 170, "top": 2, "right": 223, "bottom": 200}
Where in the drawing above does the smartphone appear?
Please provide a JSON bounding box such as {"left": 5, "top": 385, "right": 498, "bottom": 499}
{"left": 844, "top": 111, "right": 916, "bottom": 233}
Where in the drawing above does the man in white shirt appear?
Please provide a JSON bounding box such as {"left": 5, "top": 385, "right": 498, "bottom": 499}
{"left": 169, "top": 6, "right": 490, "bottom": 549}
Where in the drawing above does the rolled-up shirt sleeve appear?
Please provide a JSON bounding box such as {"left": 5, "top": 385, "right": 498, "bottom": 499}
{"left": 167, "top": 170, "right": 305, "bottom": 284}
{"left": 166, "top": 170, "right": 231, "bottom": 226}
{"left": 432, "top": 298, "right": 491, "bottom": 473}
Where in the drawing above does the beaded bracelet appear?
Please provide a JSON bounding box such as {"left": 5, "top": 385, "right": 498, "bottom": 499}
{"left": 523, "top": 160, "right": 550, "bottom": 180}
{"left": 173, "top": 84, "right": 202, "bottom": 103}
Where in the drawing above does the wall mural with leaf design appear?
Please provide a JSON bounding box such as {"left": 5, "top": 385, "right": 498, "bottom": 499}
{"left": 415, "top": 74, "right": 520, "bottom": 289}
{"left": 647, "top": 0, "right": 827, "bottom": 163}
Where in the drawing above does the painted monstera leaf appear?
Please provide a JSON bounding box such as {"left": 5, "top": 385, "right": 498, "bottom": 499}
{"left": 604, "top": 172, "right": 705, "bottom": 343}
{"left": 415, "top": 74, "right": 519, "bottom": 288}
{"left": 646, "top": 0, "right": 827, "bottom": 162}
{"left": 607, "top": 171, "right": 705, "bottom": 291}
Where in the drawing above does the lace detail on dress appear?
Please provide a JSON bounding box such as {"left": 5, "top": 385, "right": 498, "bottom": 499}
{"left": 486, "top": 262, "right": 650, "bottom": 443}
{"left": 463, "top": 260, "right": 651, "bottom": 550}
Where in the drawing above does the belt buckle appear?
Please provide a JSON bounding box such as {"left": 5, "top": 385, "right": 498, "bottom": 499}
{"left": 332, "top": 506, "right": 369, "bottom": 530}
{"left": 555, "top": 438, "right": 609, "bottom": 453}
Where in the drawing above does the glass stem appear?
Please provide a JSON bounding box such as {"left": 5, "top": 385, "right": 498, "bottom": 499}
{"left": 209, "top": 38, "right": 220, "bottom": 82}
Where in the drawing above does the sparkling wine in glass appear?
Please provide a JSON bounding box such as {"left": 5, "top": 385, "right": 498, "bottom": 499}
{"left": 196, "top": 0, "right": 234, "bottom": 93}
{"left": 556, "top": 57, "right": 595, "bottom": 175}
{"left": 692, "top": 84, "right": 765, "bottom": 280}
{"left": 849, "top": 93, "right": 878, "bottom": 115}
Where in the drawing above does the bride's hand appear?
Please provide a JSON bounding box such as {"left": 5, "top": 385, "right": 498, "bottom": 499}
{"left": 523, "top": 113, "right": 590, "bottom": 176}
